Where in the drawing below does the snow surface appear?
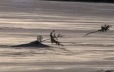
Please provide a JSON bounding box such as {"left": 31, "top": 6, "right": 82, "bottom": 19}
{"left": 0, "top": 0, "right": 114, "bottom": 72}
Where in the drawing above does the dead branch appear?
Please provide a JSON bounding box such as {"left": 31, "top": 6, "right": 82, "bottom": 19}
{"left": 85, "top": 24, "right": 112, "bottom": 36}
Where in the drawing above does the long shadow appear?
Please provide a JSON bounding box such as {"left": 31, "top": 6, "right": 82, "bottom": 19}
{"left": 45, "top": 0, "right": 114, "bottom": 3}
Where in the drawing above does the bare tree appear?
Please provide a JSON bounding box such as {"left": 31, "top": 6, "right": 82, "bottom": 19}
{"left": 50, "top": 30, "right": 63, "bottom": 46}
{"left": 85, "top": 24, "right": 112, "bottom": 36}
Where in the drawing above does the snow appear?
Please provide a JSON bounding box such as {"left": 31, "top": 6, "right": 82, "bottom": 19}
{"left": 0, "top": 0, "right": 114, "bottom": 72}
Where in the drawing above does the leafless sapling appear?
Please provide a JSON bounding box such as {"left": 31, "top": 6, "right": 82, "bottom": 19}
{"left": 50, "top": 30, "right": 63, "bottom": 46}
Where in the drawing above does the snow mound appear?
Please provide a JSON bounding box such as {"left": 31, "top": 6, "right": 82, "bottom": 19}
{"left": 11, "top": 41, "right": 50, "bottom": 48}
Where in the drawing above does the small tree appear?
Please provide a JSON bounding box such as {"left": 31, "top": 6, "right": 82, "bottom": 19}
{"left": 36, "top": 30, "right": 63, "bottom": 46}
{"left": 50, "top": 30, "right": 63, "bottom": 46}
{"left": 37, "top": 35, "right": 43, "bottom": 42}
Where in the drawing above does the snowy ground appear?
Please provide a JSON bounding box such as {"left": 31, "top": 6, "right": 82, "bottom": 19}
{"left": 0, "top": 0, "right": 114, "bottom": 72}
